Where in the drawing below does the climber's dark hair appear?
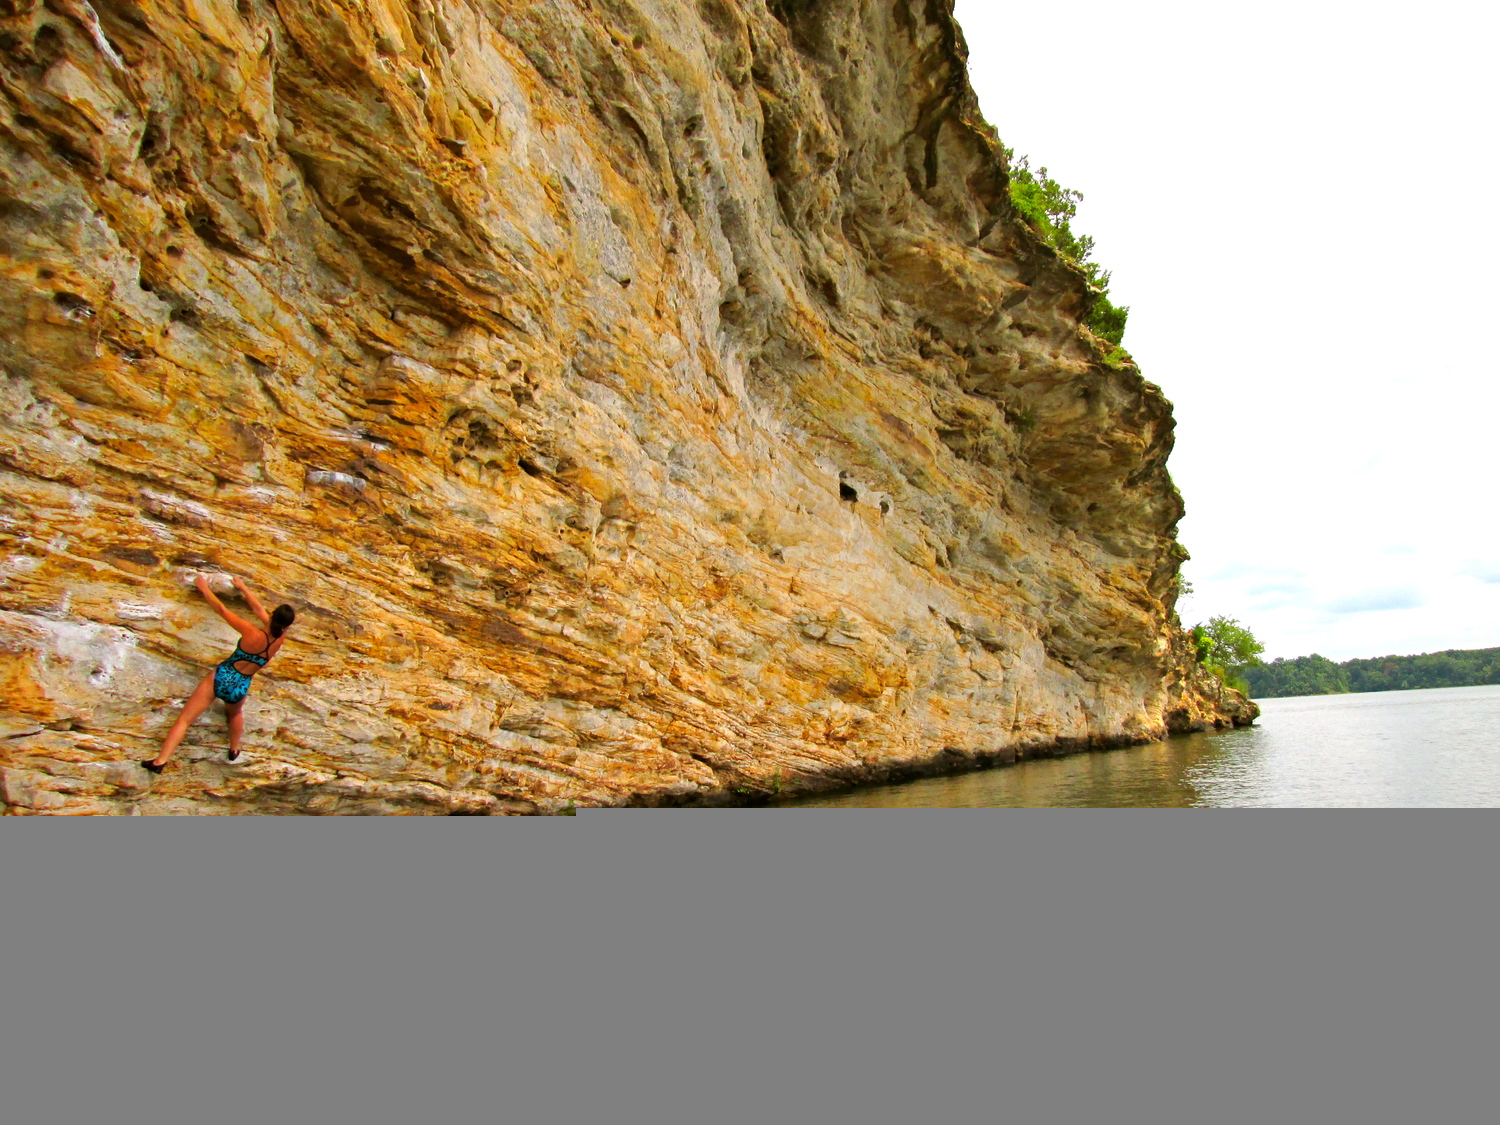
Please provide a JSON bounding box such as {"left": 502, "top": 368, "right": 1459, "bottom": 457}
{"left": 270, "top": 604, "right": 296, "bottom": 638}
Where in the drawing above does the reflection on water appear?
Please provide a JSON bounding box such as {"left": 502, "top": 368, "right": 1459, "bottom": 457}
{"left": 776, "top": 684, "right": 1500, "bottom": 808}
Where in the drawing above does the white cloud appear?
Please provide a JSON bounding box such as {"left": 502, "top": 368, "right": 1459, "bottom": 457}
{"left": 1324, "top": 588, "right": 1426, "bottom": 615}
{"left": 1464, "top": 562, "right": 1500, "bottom": 585}
{"left": 1207, "top": 561, "right": 1303, "bottom": 583}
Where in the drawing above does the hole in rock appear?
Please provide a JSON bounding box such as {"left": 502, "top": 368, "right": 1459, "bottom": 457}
{"left": 33, "top": 25, "right": 62, "bottom": 68}
{"left": 518, "top": 457, "right": 546, "bottom": 478}
{"left": 839, "top": 482, "right": 858, "bottom": 502}
{"left": 108, "top": 547, "right": 160, "bottom": 568}
{"left": 53, "top": 291, "right": 93, "bottom": 318}
{"left": 50, "top": 137, "right": 94, "bottom": 166}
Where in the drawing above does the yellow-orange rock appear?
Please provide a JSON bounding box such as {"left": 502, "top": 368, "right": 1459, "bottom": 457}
{"left": 0, "top": 0, "right": 1253, "bottom": 814}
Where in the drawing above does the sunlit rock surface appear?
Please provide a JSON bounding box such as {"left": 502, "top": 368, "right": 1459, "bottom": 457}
{"left": 0, "top": 0, "right": 1254, "bottom": 814}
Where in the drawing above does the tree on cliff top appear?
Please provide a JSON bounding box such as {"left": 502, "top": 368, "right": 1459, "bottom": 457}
{"left": 1194, "top": 616, "right": 1266, "bottom": 694}
{"left": 1003, "top": 150, "right": 1130, "bottom": 348}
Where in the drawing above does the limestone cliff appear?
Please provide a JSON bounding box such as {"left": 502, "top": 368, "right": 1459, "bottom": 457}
{"left": 0, "top": 0, "right": 1254, "bottom": 814}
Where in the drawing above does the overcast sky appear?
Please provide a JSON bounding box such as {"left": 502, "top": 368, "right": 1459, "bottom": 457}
{"left": 953, "top": 0, "right": 1500, "bottom": 661}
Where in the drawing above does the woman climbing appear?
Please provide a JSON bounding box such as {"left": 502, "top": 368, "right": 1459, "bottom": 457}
{"left": 139, "top": 575, "right": 295, "bottom": 773}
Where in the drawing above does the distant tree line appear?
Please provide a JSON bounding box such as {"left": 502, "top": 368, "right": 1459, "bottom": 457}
{"left": 1244, "top": 648, "right": 1500, "bottom": 699}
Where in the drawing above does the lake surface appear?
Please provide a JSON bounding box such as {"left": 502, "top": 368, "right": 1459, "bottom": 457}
{"left": 776, "top": 684, "right": 1500, "bottom": 807}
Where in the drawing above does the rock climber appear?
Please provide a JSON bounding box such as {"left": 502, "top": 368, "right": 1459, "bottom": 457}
{"left": 139, "top": 575, "right": 295, "bottom": 773}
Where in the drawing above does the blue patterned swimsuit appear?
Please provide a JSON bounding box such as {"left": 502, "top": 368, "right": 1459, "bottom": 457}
{"left": 213, "top": 634, "right": 273, "bottom": 705}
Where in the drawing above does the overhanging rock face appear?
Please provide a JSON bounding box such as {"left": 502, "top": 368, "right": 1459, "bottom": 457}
{"left": 0, "top": 0, "right": 1253, "bottom": 814}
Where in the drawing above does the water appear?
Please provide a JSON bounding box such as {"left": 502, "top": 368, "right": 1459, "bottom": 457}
{"left": 776, "top": 684, "right": 1500, "bottom": 807}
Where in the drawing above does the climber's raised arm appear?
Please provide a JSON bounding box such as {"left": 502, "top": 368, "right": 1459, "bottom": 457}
{"left": 194, "top": 574, "right": 262, "bottom": 644}
{"left": 232, "top": 576, "right": 272, "bottom": 629}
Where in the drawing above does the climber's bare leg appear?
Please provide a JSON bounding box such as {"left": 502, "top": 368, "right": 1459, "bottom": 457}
{"left": 151, "top": 674, "right": 217, "bottom": 766}
{"left": 225, "top": 700, "right": 245, "bottom": 761}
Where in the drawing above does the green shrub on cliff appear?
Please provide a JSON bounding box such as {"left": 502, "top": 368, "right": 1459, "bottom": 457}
{"left": 1191, "top": 624, "right": 1216, "bottom": 664}
{"left": 1004, "top": 150, "right": 1130, "bottom": 347}
{"left": 1194, "top": 616, "right": 1265, "bottom": 694}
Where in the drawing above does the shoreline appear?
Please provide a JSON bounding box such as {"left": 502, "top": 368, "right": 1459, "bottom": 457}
{"left": 1252, "top": 682, "right": 1500, "bottom": 702}
{"left": 609, "top": 718, "right": 1257, "bottom": 810}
